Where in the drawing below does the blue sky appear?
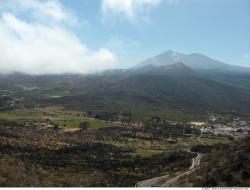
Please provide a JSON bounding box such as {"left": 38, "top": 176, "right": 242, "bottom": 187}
{"left": 0, "top": 0, "right": 249, "bottom": 74}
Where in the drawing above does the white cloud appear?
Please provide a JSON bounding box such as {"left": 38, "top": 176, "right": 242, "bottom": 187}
{"left": 101, "top": 0, "right": 178, "bottom": 21}
{"left": 101, "top": 0, "right": 161, "bottom": 21}
{"left": 0, "top": 0, "right": 78, "bottom": 25}
{"left": 0, "top": 0, "right": 118, "bottom": 74}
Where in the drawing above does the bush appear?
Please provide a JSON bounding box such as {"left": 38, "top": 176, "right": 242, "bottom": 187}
{"left": 190, "top": 144, "right": 213, "bottom": 153}
{"left": 79, "top": 121, "right": 90, "bottom": 130}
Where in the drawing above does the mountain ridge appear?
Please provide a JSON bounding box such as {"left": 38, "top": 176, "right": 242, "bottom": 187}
{"left": 137, "top": 50, "right": 250, "bottom": 74}
{"left": 1, "top": 50, "right": 250, "bottom": 119}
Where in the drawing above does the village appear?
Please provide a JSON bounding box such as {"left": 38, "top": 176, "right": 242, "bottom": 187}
{"left": 2, "top": 101, "right": 249, "bottom": 140}
{"left": 190, "top": 113, "right": 250, "bottom": 139}
{"left": 1, "top": 92, "right": 250, "bottom": 146}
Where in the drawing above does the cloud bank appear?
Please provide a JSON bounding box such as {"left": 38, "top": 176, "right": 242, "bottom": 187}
{"left": 0, "top": 0, "right": 118, "bottom": 74}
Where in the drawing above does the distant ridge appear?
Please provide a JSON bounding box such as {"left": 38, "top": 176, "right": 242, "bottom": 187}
{"left": 1, "top": 50, "right": 250, "bottom": 117}
{"left": 137, "top": 50, "right": 250, "bottom": 74}
{"left": 134, "top": 62, "right": 199, "bottom": 77}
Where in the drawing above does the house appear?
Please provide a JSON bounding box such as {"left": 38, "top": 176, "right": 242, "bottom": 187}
{"left": 191, "top": 122, "right": 206, "bottom": 127}
{"left": 200, "top": 128, "right": 211, "bottom": 135}
{"left": 208, "top": 115, "right": 216, "bottom": 122}
{"left": 208, "top": 114, "right": 224, "bottom": 123}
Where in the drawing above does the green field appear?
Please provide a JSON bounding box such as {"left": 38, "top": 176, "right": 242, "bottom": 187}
{"left": 54, "top": 119, "right": 109, "bottom": 129}
{"left": 199, "top": 136, "right": 232, "bottom": 145}
{"left": 0, "top": 109, "right": 46, "bottom": 121}
{"left": 0, "top": 107, "right": 109, "bottom": 129}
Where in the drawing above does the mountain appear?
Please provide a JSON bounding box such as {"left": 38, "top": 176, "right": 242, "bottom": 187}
{"left": 137, "top": 50, "right": 250, "bottom": 74}
{"left": 1, "top": 51, "right": 250, "bottom": 120}
{"left": 130, "top": 62, "right": 198, "bottom": 77}
{"left": 148, "top": 62, "right": 198, "bottom": 77}
{"left": 46, "top": 62, "right": 250, "bottom": 120}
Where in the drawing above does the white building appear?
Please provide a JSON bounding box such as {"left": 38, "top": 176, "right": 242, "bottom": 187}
{"left": 191, "top": 122, "right": 206, "bottom": 127}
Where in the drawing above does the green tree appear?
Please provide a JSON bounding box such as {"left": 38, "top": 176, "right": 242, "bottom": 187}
{"left": 79, "top": 121, "right": 90, "bottom": 131}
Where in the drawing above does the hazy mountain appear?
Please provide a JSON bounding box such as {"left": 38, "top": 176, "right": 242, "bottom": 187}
{"left": 45, "top": 62, "right": 250, "bottom": 117}
{"left": 146, "top": 62, "right": 198, "bottom": 77}
{"left": 1, "top": 51, "right": 250, "bottom": 119}
{"left": 137, "top": 50, "right": 250, "bottom": 74}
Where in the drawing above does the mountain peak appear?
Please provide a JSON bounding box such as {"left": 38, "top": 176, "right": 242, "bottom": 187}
{"left": 137, "top": 50, "right": 185, "bottom": 68}
{"left": 156, "top": 62, "right": 198, "bottom": 77}
{"left": 137, "top": 50, "right": 250, "bottom": 74}
{"left": 171, "top": 62, "right": 186, "bottom": 67}
{"left": 164, "top": 49, "right": 183, "bottom": 57}
{"left": 166, "top": 49, "right": 176, "bottom": 54}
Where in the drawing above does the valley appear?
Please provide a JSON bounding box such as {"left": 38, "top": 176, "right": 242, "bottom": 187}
{"left": 0, "top": 0, "right": 249, "bottom": 187}
{"left": 0, "top": 51, "right": 250, "bottom": 187}
{"left": 0, "top": 100, "right": 249, "bottom": 186}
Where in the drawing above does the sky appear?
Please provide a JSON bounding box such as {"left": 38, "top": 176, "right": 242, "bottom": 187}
{"left": 0, "top": 0, "right": 249, "bottom": 74}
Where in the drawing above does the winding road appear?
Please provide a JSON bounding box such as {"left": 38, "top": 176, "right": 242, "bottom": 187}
{"left": 135, "top": 152, "right": 204, "bottom": 187}
{"left": 190, "top": 153, "right": 203, "bottom": 170}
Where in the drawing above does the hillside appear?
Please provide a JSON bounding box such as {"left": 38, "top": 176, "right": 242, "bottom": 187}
{"left": 0, "top": 120, "right": 196, "bottom": 187}
{"left": 138, "top": 50, "right": 250, "bottom": 74}
{"left": 175, "top": 135, "right": 250, "bottom": 187}
{"left": 49, "top": 62, "right": 250, "bottom": 118}
{"left": 1, "top": 61, "right": 250, "bottom": 121}
{"left": 1, "top": 50, "right": 250, "bottom": 121}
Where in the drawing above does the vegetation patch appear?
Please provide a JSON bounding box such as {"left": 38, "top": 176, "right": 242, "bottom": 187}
{"left": 199, "top": 136, "right": 232, "bottom": 145}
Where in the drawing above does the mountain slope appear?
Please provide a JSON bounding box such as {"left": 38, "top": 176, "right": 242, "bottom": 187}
{"left": 130, "top": 62, "right": 198, "bottom": 77}
{"left": 49, "top": 63, "right": 250, "bottom": 118}
{"left": 137, "top": 50, "right": 250, "bottom": 74}
{"left": 1, "top": 57, "right": 250, "bottom": 120}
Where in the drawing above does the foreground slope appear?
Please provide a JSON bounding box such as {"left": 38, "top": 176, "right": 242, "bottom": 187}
{"left": 174, "top": 135, "right": 250, "bottom": 187}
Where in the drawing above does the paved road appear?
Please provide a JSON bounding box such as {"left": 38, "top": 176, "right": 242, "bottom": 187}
{"left": 136, "top": 152, "right": 204, "bottom": 187}
{"left": 136, "top": 174, "right": 171, "bottom": 187}
{"left": 161, "top": 169, "right": 197, "bottom": 187}
{"left": 162, "top": 153, "right": 204, "bottom": 187}
{"left": 190, "top": 153, "right": 204, "bottom": 170}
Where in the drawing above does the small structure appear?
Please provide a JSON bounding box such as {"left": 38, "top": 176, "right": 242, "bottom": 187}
{"left": 151, "top": 117, "right": 161, "bottom": 123}
{"left": 191, "top": 122, "right": 206, "bottom": 127}
{"left": 208, "top": 113, "right": 224, "bottom": 123}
